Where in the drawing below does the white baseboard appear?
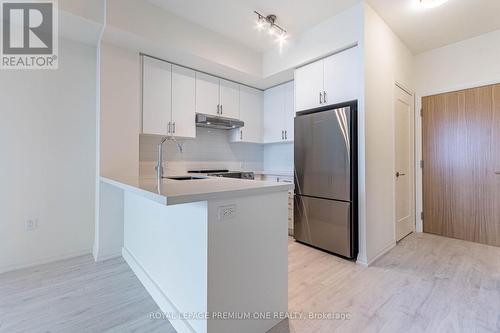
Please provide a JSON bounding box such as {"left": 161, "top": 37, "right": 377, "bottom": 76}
{"left": 0, "top": 249, "right": 92, "bottom": 275}
{"left": 121, "top": 247, "right": 197, "bottom": 333}
{"left": 92, "top": 246, "right": 122, "bottom": 262}
{"left": 365, "top": 242, "right": 396, "bottom": 267}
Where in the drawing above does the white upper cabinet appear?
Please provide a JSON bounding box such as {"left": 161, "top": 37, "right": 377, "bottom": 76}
{"left": 171, "top": 64, "right": 196, "bottom": 138}
{"left": 323, "top": 46, "right": 360, "bottom": 106}
{"left": 195, "top": 72, "right": 220, "bottom": 116}
{"left": 231, "top": 86, "right": 263, "bottom": 143}
{"left": 196, "top": 74, "right": 241, "bottom": 118}
{"left": 263, "top": 82, "right": 294, "bottom": 143}
{"left": 294, "top": 60, "right": 323, "bottom": 112}
{"left": 142, "top": 57, "right": 171, "bottom": 136}
{"left": 294, "top": 46, "right": 360, "bottom": 112}
{"left": 263, "top": 84, "right": 285, "bottom": 143}
{"left": 283, "top": 81, "right": 295, "bottom": 141}
{"left": 219, "top": 79, "right": 240, "bottom": 119}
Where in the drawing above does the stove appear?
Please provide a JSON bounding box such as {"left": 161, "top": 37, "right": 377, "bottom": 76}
{"left": 188, "top": 169, "right": 255, "bottom": 180}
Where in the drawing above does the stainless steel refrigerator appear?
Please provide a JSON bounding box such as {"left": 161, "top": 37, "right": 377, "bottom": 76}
{"left": 294, "top": 102, "right": 358, "bottom": 259}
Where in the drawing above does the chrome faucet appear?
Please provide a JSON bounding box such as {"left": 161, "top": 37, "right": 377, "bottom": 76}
{"left": 156, "top": 136, "right": 183, "bottom": 179}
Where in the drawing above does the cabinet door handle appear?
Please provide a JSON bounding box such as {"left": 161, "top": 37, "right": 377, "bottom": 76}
{"left": 240, "top": 130, "right": 243, "bottom": 140}
{"left": 172, "top": 122, "right": 176, "bottom": 134}
{"left": 281, "top": 130, "right": 284, "bottom": 140}
{"left": 323, "top": 91, "right": 327, "bottom": 104}
{"left": 319, "top": 92, "right": 323, "bottom": 104}
{"left": 168, "top": 122, "right": 171, "bottom": 134}
{"left": 285, "top": 130, "right": 287, "bottom": 140}
{"left": 220, "top": 104, "right": 223, "bottom": 115}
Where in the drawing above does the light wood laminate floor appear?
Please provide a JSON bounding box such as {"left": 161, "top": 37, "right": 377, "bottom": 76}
{"left": 1, "top": 233, "right": 500, "bottom": 333}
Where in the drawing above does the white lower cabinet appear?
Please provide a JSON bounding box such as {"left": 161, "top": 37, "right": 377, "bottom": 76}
{"left": 261, "top": 174, "right": 294, "bottom": 236}
{"left": 263, "top": 81, "right": 294, "bottom": 143}
{"left": 231, "top": 86, "right": 263, "bottom": 143}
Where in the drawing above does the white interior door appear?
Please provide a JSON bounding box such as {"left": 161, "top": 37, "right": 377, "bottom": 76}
{"left": 171, "top": 64, "right": 196, "bottom": 138}
{"left": 294, "top": 60, "right": 323, "bottom": 112}
{"left": 219, "top": 79, "right": 240, "bottom": 119}
{"left": 263, "top": 84, "right": 285, "bottom": 143}
{"left": 195, "top": 72, "right": 220, "bottom": 116}
{"left": 142, "top": 57, "right": 171, "bottom": 135}
{"left": 395, "top": 85, "right": 415, "bottom": 241}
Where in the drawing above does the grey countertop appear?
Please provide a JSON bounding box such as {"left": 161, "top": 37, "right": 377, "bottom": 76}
{"left": 101, "top": 175, "right": 292, "bottom": 206}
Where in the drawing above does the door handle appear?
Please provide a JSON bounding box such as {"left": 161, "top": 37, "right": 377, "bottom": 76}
{"left": 396, "top": 172, "right": 406, "bottom": 178}
{"left": 323, "top": 91, "right": 327, "bottom": 104}
{"left": 172, "top": 122, "right": 176, "bottom": 134}
{"left": 220, "top": 104, "right": 223, "bottom": 114}
{"left": 217, "top": 104, "right": 220, "bottom": 114}
{"left": 285, "top": 130, "right": 287, "bottom": 140}
{"left": 240, "top": 130, "right": 243, "bottom": 140}
{"left": 319, "top": 92, "right": 323, "bottom": 104}
{"left": 281, "top": 130, "right": 284, "bottom": 140}
{"left": 168, "top": 122, "right": 171, "bottom": 134}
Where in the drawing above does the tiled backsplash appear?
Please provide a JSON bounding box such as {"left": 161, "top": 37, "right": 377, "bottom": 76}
{"left": 263, "top": 143, "right": 294, "bottom": 173}
{"left": 139, "top": 127, "right": 264, "bottom": 176}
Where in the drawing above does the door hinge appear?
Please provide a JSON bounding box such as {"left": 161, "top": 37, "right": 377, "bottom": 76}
{"left": 420, "top": 160, "right": 424, "bottom": 169}
{"left": 420, "top": 212, "right": 424, "bottom": 220}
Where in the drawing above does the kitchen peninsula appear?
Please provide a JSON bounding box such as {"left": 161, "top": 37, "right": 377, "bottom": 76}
{"left": 99, "top": 175, "right": 291, "bottom": 333}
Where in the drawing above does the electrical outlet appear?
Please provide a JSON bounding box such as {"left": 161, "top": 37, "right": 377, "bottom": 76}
{"left": 25, "top": 219, "right": 38, "bottom": 232}
{"left": 218, "top": 205, "right": 236, "bottom": 220}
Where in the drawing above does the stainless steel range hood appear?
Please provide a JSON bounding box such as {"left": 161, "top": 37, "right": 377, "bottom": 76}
{"left": 195, "top": 113, "right": 244, "bottom": 130}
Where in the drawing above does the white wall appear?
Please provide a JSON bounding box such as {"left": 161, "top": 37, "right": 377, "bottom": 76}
{"left": 414, "top": 28, "right": 500, "bottom": 232}
{"left": 104, "top": 0, "right": 264, "bottom": 88}
{"left": 262, "top": 4, "right": 364, "bottom": 78}
{"left": 0, "top": 39, "right": 97, "bottom": 273}
{"left": 100, "top": 42, "right": 141, "bottom": 179}
{"left": 361, "top": 3, "right": 415, "bottom": 265}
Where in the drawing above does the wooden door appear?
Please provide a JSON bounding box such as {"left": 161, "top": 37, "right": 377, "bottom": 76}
{"left": 422, "top": 84, "right": 500, "bottom": 246}
{"left": 395, "top": 86, "right": 415, "bottom": 241}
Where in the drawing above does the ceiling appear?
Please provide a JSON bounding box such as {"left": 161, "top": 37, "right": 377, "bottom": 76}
{"left": 147, "top": 0, "right": 361, "bottom": 52}
{"left": 147, "top": 0, "right": 500, "bottom": 55}
{"left": 367, "top": 0, "right": 500, "bottom": 54}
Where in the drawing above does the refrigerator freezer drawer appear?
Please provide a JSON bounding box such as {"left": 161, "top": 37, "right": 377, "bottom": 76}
{"left": 294, "top": 195, "right": 353, "bottom": 258}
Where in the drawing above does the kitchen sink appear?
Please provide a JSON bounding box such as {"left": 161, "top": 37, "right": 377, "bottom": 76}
{"left": 166, "top": 176, "right": 208, "bottom": 181}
